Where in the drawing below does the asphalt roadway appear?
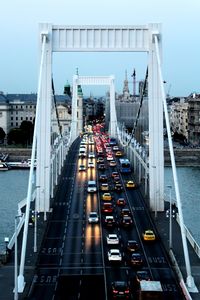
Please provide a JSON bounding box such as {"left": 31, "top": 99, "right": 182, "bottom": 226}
{"left": 0, "top": 137, "right": 199, "bottom": 299}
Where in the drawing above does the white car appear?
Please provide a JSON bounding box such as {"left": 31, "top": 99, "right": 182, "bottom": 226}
{"left": 108, "top": 249, "right": 122, "bottom": 262}
{"left": 79, "top": 164, "right": 86, "bottom": 171}
{"left": 107, "top": 156, "right": 114, "bottom": 161}
{"left": 88, "top": 152, "right": 95, "bottom": 158}
{"left": 88, "top": 212, "right": 99, "bottom": 224}
{"left": 87, "top": 180, "right": 97, "bottom": 193}
{"left": 88, "top": 161, "right": 95, "bottom": 168}
{"left": 106, "top": 234, "right": 119, "bottom": 245}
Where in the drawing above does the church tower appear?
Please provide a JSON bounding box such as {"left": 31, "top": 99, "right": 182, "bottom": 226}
{"left": 123, "top": 70, "right": 130, "bottom": 101}
{"left": 76, "top": 68, "right": 83, "bottom": 135}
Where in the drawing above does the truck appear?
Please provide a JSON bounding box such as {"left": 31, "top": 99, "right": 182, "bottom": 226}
{"left": 138, "top": 281, "right": 163, "bottom": 300}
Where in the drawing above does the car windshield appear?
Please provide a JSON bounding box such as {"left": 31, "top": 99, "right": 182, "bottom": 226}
{"left": 114, "top": 282, "right": 127, "bottom": 289}
{"left": 90, "top": 213, "right": 97, "bottom": 217}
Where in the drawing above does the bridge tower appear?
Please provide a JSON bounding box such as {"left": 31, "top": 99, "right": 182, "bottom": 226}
{"left": 17, "top": 23, "right": 195, "bottom": 293}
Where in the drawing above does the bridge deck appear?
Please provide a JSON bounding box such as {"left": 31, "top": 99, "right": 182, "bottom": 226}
{"left": 0, "top": 140, "right": 200, "bottom": 299}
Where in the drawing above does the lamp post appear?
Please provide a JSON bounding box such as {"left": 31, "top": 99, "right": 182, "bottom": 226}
{"left": 166, "top": 185, "right": 176, "bottom": 249}
{"left": 4, "top": 237, "right": 9, "bottom": 261}
{"left": 14, "top": 214, "right": 22, "bottom": 300}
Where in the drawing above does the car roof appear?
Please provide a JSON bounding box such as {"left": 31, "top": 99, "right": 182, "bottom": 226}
{"left": 110, "top": 249, "right": 120, "bottom": 253}
{"left": 108, "top": 234, "right": 117, "bottom": 238}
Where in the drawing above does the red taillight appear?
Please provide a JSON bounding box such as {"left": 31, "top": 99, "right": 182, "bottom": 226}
{"left": 125, "top": 290, "right": 130, "bottom": 294}
{"left": 113, "top": 290, "right": 118, "bottom": 294}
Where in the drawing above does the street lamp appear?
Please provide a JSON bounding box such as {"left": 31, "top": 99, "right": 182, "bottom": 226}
{"left": 4, "top": 237, "right": 9, "bottom": 261}
{"left": 166, "top": 185, "right": 176, "bottom": 249}
{"left": 14, "top": 214, "right": 22, "bottom": 300}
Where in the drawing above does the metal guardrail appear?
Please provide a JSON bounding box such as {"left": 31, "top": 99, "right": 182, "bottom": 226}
{"left": 176, "top": 214, "right": 200, "bottom": 259}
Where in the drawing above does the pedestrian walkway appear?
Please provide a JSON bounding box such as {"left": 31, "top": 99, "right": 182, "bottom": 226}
{"left": 152, "top": 201, "right": 200, "bottom": 300}
{"left": 0, "top": 212, "right": 47, "bottom": 300}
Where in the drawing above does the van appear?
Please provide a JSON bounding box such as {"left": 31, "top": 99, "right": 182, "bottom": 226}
{"left": 87, "top": 180, "right": 97, "bottom": 193}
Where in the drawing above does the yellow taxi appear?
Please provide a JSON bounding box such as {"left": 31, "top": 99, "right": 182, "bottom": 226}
{"left": 142, "top": 230, "right": 156, "bottom": 241}
{"left": 126, "top": 180, "right": 136, "bottom": 189}
{"left": 115, "top": 151, "right": 123, "bottom": 157}
{"left": 100, "top": 183, "right": 109, "bottom": 191}
{"left": 102, "top": 192, "right": 112, "bottom": 201}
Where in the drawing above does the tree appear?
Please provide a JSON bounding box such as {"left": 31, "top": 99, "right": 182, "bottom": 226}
{"left": 0, "top": 127, "right": 6, "bottom": 142}
{"left": 20, "top": 121, "right": 34, "bottom": 145}
{"left": 7, "top": 128, "right": 24, "bottom": 145}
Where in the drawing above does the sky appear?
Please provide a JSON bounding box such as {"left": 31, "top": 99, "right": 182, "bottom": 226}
{"left": 1, "top": 0, "right": 200, "bottom": 97}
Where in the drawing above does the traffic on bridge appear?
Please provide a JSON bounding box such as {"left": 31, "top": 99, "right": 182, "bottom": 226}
{"left": 27, "top": 122, "right": 184, "bottom": 300}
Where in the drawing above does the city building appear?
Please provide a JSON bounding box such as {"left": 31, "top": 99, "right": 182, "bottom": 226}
{"left": 0, "top": 93, "right": 71, "bottom": 138}
{"left": 188, "top": 94, "right": 200, "bottom": 146}
{"left": 169, "top": 98, "right": 189, "bottom": 141}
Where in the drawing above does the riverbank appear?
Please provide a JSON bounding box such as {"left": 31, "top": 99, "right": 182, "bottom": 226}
{"left": 0, "top": 147, "right": 31, "bottom": 161}
{"left": 164, "top": 148, "right": 200, "bottom": 166}
{"left": 0, "top": 147, "right": 200, "bottom": 166}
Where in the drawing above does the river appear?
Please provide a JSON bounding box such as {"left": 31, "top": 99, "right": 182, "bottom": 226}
{"left": 0, "top": 167, "right": 200, "bottom": 252}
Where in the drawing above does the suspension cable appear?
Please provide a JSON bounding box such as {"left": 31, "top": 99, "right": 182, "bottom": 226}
{"left": 117, "top": 67, "right": 148, "bottom": 147}
{"left": 52, "top": 78, "right": 62, "bottom": 137}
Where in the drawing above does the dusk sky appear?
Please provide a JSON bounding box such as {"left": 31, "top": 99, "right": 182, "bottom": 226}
{"left": 1, "top": 0, "right": 200, "bottom": 97}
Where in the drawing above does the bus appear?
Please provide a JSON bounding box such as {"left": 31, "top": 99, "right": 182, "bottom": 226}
{"left": 119, "top": 158, "right": 131, "bottom": 173}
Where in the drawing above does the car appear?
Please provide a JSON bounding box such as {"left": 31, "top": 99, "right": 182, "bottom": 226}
{"left": 126, "top": 240, "right": 139, "bottom": 252}
{"left": 102, "top": 192, "right": 112, "bottom": 201}
{"left": 108, "top": 249, "right": 122, "bottom": 262}
{"left": 98, "top": 163, "right": 106, "bottom": 170}
{"left": 100, "top": 183, "right": 109, "bottom": 191}
{"left": 106, "top": 147, "right": 112, "bottom": 152}
{"left": 135, "top": 270, "right": 151, "bottom": 282}
{"left": 121, "top": 216, "right": 133, "bottom": 228}
{"left": 88, "top": 212, "right": 99, "bottom": 224}
{"left": 88, "top": 151, "right": 95, "bottom": 158}
{"left": 88, "top": 161, "right": 95, "bottom": 168}
{"left": 99, "top": 174, "right": 108, "bottom": 182}
{"left": 106, "top": 234, "right": 119, "bottom": 245}
{"left": 111, "top": 281, "right": 130, "bottom": 299}
{"left": 97, "top": 157, "right": 104, "bottom": 163}
{"left": 114, "top": 183, "right": 123, "bottom": 192}
{"left": 130, "top": 252, "right": 143, "bottom": 266}
{"left": 79, "top": 164, "right": 86, "bottom": 171}
{"left": 121, "top": 208, "right": 131, "bottom": 217}
{"left": 87, "top": 180, "right": 97, "bottom": 193}
{"left": 115, "top": 150, "right": 123, "bottom": 157}
{"left": 104, "top": 216, "right": 116, "bottom": 228}
{"left": 112, "top": 145, "right": 120, "bottom": 151}
{"left": 116, "top": 198, "right": 126, "bottom": 206}
{"left": 142, "top": 229, "right": 156, "bottom": 241}
{"left": 109, "top": 160, "right": 117, "bottom": 167}
{"left": 111, "top": 171, "right": 119, "bottom": 178}
{"left": 101, "top": 202, "right": 113, "bottom": 213}
{"left": 126, "top": 180, "right": 136, "bottom": 189}
{"left": 113, "top": 175, "right": 120, "bottom": 183}
{"left": 107, "top": 155, "right": 114, "bottom": 161}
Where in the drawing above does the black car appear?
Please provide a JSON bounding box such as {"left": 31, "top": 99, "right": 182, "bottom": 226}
{"left": 130, "top": 252, "right": 143, "bottom": 266}
{"left": 121, "top": 216, "right": 133, "bottom": 228}
{"left": 99, "top": 174, "right": 108, "bottom": 182}
{"left": 104, "top": 215, "right": 116, "bottom": 228}
{"left": 126, "top": 240, "right": 139, "bottom": 252}
{"left": 98, "top": 163, "right": 106, "bottom": 170}
{"left": 135, "top": 270, "right": 151, "bottom": 282}
{"left": 114, "top": 183, "right": 123, "bottom": 192}
{"left": 120, "top": 208, "right": 132, "bottom": 217}
{"left": 111, "top": 281, "right": 130, "bottom": 299}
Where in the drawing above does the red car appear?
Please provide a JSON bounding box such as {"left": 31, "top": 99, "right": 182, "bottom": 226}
{"left": 101, "top": 202, "right": 113, "bottom": 213}
{"left": 116, "top": 198, "right": 126, "bottom": 206}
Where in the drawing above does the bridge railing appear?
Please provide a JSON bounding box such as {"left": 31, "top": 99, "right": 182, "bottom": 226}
{"left": 176, "top": 214, "right": 200, "bottom": 259}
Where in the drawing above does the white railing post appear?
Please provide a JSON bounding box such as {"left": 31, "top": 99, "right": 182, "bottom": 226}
{"left": 154, "top": 34, "right": 197, "bottom": 291}
{"left": 18, "top": 32, "right": 48, "bottom": 293}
